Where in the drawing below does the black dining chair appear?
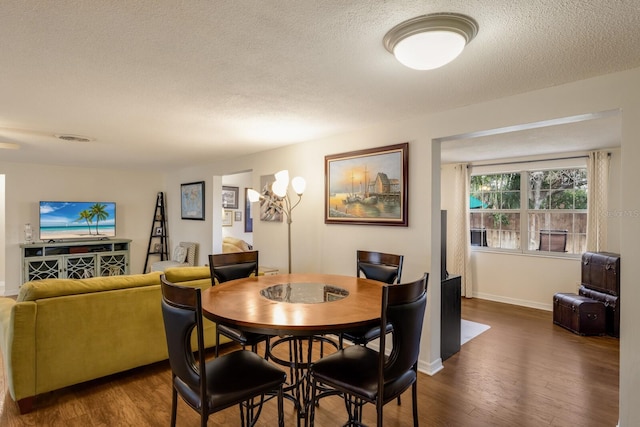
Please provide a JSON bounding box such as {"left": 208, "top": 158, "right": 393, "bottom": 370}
{"left": 339, "top": 250, "right": 404, "bottom": 348}
{"left": 209, "top": 251, "right": 271, "bottom": 358}
{"left": 159, "top": 275, "right": 286, "bottom": 427}
{"left": 309, "top": 273, "right": 429, "bottom": 427}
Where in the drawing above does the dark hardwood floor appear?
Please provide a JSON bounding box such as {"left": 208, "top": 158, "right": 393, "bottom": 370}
{"left": 0, "top": 298, "right": 619, "bottom": 426}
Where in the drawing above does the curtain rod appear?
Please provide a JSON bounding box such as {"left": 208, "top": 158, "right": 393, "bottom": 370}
{"left": 467, "top": 152, "right": 609, "bottom": 168}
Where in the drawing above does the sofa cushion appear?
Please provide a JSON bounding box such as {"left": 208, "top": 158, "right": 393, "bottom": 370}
{"left": 164, "top": 266, "right": 211, "bottom": 285}
{"left": 17, "top": 272, "right": 163, "bottom": 302}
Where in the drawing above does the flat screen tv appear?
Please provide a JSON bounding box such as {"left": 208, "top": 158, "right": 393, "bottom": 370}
{"left": 39, "top": 201, "right": 116, "bottom": 241}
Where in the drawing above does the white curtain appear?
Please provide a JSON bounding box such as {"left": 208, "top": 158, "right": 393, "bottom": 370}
{"left": 451, "top": 163, "right": 474, "bottom": 297}
{"left": 586, "top": 151, "right": 610, "bottom": 252}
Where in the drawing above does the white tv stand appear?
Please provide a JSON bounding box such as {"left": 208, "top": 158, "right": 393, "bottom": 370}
{"left": 20, "top": 239, "right": 131, "bottom": 284}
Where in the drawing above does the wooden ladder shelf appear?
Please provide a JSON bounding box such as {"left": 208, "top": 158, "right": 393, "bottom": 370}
{"left": 143, "top": 192, "right": 168, "bottom": 273}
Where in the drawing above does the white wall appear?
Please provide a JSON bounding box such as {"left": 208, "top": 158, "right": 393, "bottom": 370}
{"left": 617, "top": 78, "right": 640, "bottom": 427}
{"left": 441, "top": 148, "right": 621, "bottom": 311}
{"left": 0, "top": 162, "right": 163, "bottom": 295}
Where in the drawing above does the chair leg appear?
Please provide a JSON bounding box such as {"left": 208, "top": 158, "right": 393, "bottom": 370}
{"left": 376, "top": 399, "right": 383, "bottom": 427}
{"left": 278, "top": 386, "right": 284, "bottom": 427}
{"left": 239, "top": 402, "right": 246, "bottom": 426}
{"left": 201, "top": 408, "right": 208, "bottom": 427}
{"left": 309, "top": 376, "right": 317, "bottom": 427}
{"left": 170, "top": 386, "right": 178, "bottom": 427}
{"left": 412, "top": 382, "right": 418, "bottom": 427}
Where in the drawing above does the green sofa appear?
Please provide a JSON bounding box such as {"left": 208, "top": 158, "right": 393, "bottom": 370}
{"left": 0, "top": 266, "right": 228, "bottom": 414}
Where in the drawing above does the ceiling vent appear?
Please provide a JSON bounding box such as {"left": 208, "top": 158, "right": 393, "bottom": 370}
{"left": 55, "top": 134, "right": 94, "bottom": 142}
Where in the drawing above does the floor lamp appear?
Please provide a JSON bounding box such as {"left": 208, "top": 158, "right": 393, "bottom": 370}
{"left": 247, "top": 170, "right": 305, "bottom": 273}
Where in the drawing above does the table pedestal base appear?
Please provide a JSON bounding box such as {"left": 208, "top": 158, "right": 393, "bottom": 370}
{"left": 268, "top": 335, "right": 340, "bottom": 426}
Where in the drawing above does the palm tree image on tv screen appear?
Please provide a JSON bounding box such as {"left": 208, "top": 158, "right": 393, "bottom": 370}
{"left": 39, "top": 201, "right": 116, "bottom": 241}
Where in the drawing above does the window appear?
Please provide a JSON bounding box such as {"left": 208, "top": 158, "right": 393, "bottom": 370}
{"left": 470, "top": 167, "right": 587, "bottom": 255}
{"left": 527, "top": 169, "right": 587, "bottom": 254}
{"left": 470, "top": 173, "right": 521, "bottom": 249}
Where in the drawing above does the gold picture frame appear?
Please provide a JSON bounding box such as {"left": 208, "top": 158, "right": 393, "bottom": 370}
{"left": 325, "top": 143, "right": 408, "bottom": 226}
{"left": 222, "top": 209, "right": 233, "bottom": 226}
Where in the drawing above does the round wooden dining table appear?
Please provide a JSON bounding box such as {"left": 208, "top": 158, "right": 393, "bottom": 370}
{"left": 201, "top": 273, "right": 385, "bottom": 425}
{"left": 201, "top": 273, "right": 384, "bottom": 337}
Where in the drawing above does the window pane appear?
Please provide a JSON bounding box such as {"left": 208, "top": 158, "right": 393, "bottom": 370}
{"left": 550, "top": 212, "right": 573, "bottom": 231}
{"left": 530, "top": 171, "right": 546, "bottom": 191}
{"left": 470, "top": 176, "right": 483, "bottom": 192}
{"left": 546, "top": 170, "right": 564, "bottom": 190}
{"left": 528, "top": 212, "right": 586, "bottom": 253}
{"left": 484, "top": 192, "right": 500, "bottom": 209}
{"left": 501, "top": 191, "right": 520, "bottom": 209}
{"left": 574, "top": 213, "right": 587, "bottom": 233}
{"left": 575, "top": 190, "right": 587, "bottom": 209}
{"left": 470, "top": 212, "right": 483, "bottom": 228}
{"left": 574, "top": 169, "right": 588, "bottom": 190}
{"left": 550, "top": 190, "right": 572, "bottom": 209}
{"left": 470, "top": 191, "right": 482, "bottom": 205}
{"left": 529, "top": 190, "right": 550, "bottom": 209}
{"left": 487, "top": 176, "right": 501, "bottom": 191}
{"left": 535, "top": 229, "right": 568, "bottom": 252}
{"left": 548, "top": 188, "right": 587, "bottom": 209}
{"left": 487, "top": 213, "right": 521, "bottom": 249}
{"left": 503, "top": 212, "right": 520, "bottom": 231}
{"left": 570, "top": 233, "right": 587, "bottom": 253}
{"left": 528, "top": 212, "right": 548, "bottom": 249}
{"left": 498, "top": 230, "right": 520, "bottom": 249}
{"left": 501, "top": 173, "right": 520, "bottom": 191}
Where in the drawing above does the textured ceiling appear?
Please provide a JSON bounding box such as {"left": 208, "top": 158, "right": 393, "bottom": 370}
{"left": 0, "top": 0, "right": 638, "bottom": 169}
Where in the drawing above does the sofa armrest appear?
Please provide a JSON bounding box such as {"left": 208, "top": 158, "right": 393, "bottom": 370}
{"left": 0, "top": 298, "right": 37, "bottom": 406}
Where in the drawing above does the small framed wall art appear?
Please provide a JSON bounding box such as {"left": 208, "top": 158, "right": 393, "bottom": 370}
{"left": 181, "top": 181, "right": 205, "bottom": 220}
{"left": 222, "top": 186, "right": 239, "bottom": 209}
{"left": 222, "top": 209, "right": 233, "bottom": 226}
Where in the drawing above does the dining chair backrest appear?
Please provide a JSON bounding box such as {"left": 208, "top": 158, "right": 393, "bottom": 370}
{"left": 160, "top": 274, "right": 207, "bottom": 407}
{"left": 379, "top": 272, "right": 429, "bottom": 386}
{"left": 209, "top": 251, "right": 259, "bottom": 284}
{"left": 356, "top": 250, "right": 404, "bottom": 284}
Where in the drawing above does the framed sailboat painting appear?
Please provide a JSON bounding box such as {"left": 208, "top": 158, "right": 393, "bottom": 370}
{"left": 325, "top": 142, "right": 408, "bottom": 226}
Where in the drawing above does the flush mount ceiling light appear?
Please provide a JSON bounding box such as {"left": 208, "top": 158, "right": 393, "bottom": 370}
{"left": 383, "top": 13, "right": 478, "bottom": 71}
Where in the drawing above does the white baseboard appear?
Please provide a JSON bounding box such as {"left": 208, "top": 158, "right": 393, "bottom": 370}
{"left": 0, "top": 281, "right": 5, "bottom": 297}
{"left": 474, "top": 291, "right": 552, "bottom": 312}
{"left": 418, "top": 358, "right": 444, "bottom": 376}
